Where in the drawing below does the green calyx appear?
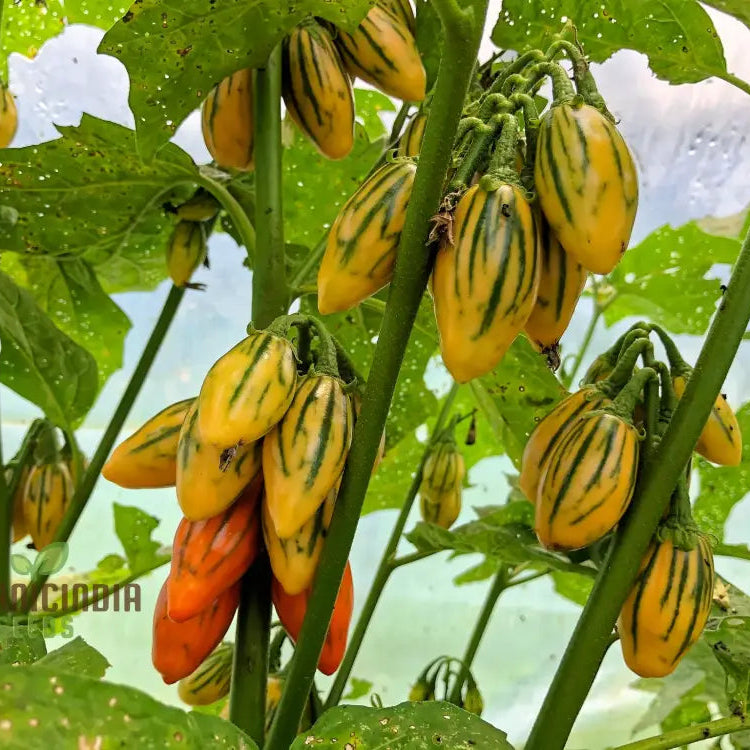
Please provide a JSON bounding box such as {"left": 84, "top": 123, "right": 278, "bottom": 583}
{"left": 606, "top": 367, "right": 658, "bottom": 423}
{"left": 31, "top": 421, "right": 61, "bottom": 466}
{"left": 481, "top": 114, "right": 523, "bottom": 190}
{"left": 264, "top": 313, "right": 340, "bottom": 378}
{"left": 649, "top": 323, "right": 692, "bottom": 378}
{"left": 487, "top": 49, "right": 546, "bottom": 95}
{"left": 597, "top": 338, "right": 653, "bottom": 399}
{"left": 657, "top": 475, "right": 700, "bottom": 551}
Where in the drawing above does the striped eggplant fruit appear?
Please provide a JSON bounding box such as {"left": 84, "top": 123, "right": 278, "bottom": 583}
{"left": 335, "top": 5, "right": 426, "bottom": 102}
{"left": 103, "top": 399, "right": 194, "bottom": 489}
{"left": 378, "top": 0, "right": 416, "bottom": 34}
{"left": 166, "top": 220, "right": 207, "bottom": 287}
{"left": 534, "top": 102, "right": 638, "bottom": 274}
{"left": 0, "top": 84, "right": 17, "bottom": 148}
{"left": 201, "top": 68, "right": 254, "bottom": 171}
{"left": 618, "top": 536, "right": 714, "bottom": 677}
{"left": 262, "top": 375, "right": 353, "bottom": 538}
{"left": 177, "top": 642, "right": 233, "bottom": 706}
{"left": 524, "top": 216, "right": 587, "bottom": 352}
{"left": 22, "top": 461, "right": 74, "bottom": 550}
{"left": 397, "top": 111, "right": 427, "bottom": 157}
{"left": 282, "top": 21, "right": 355, "bottom": 160}
{"left": 198, "top": 331, "right": 297, "bottom": 447}
{"left": 535, "top": 411, "right": 639, "bottom": 550}
{"left": 432, "top": 183, "right": 540, "bottom": 383}
{"left": 317, "top": 160, "right": 416, "bottom": 315}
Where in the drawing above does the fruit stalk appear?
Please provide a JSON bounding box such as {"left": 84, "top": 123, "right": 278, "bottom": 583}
{"left": 22, "top": 284, "right": 185, "bottom": 613}
{"left": 264, "top": 3, "right": 490, "bottom": 746}
{"left": 525, "top": 218, "right": 750, "bottom": 750}
{"left": 228, "top": 45, "right": 286, "bottom": 743}
{"left": 324, "top": 383, "right": 460, "bottom": 708}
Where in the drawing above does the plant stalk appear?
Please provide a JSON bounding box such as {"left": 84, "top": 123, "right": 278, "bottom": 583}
{"left": 228, "top": 44, "right": 286, "bottom": 743}
{"left": 264, "top": 3, "right": 489, "bottom": 746}
{"left": 612, "top": 714, "right": 747, "bottom": 750}
{"left": 448, "top": 567, "right": 508, "bottom": 704}
{"left": 325, "top": 383, "right": 460, "bottom": 709}
{"left": 525, "top": 223, "right": 750, "bottom": 750}
{"left": 562, "top": 277, "right": 600, "bottom": 388}
{"left": 22, "top": 284, "right": 185, "bottom": 612}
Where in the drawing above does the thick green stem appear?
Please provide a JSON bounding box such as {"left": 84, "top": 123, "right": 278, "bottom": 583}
{"left": 448, "top": 567, "right": 508, "bottom": 704}
{"left": 230, "top": 556, "right": 272, "bottom": 743}
{"left": 324, "top": 383, "right": 460, "bottom": 709}
{"left": 613, "top": 715, "right": 747, "bottom": 750}
{"left": 525, "top": 224, "right": 750, "bottom": 750}
{"left": 22, "top": 285, "right": 185, "bottom": 612}
{"left": 264, "top": 4, "right": 488, "bottom": 746}
{"left": 229, "top": 45, "right": 286, "bottom": 743}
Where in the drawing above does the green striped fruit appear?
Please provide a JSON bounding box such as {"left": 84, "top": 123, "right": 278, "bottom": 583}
{"left": 22, "top": 461, "right": 74, "bottom": 550}
{"left": 176, "top": 400, "right": 262, "bottom": 521}
{"left": 420, "top": 487, "right": 461, "bottom": 529}
{"left": 618, "top": 536, "right": 714, "bottom": 677}
{"left": 317, "top": 160, "right": 416, "bottom": 314}
{"left": 6, "top": 465, "right": 30, "bottom": 543}
{"left": 524, "top": 216, "right": 587, "bottom": 352}
{"left": 420, "top": 441, "right": 465, "bottom": 502}
{"left": 535, "top": 410, "right": 639, "bottom": 550}
{"left": 262, "top": 482, "right": 337, "bottom": 595}
{"left": 175, "top": 192, "right": 220, "bottom": 222}
{"left": 177, "top": 642, "right": 233, "bottom": 706}
{"left": 397, "top": 111, "right": 427, "bottom": 157}
{"left": 198, "top": 331, "right": 297, "bottom": 447}
{"left": 201, "top": 68, "right": 254, "bottom": 171}
{"left": 432, "top": 182, "right": 540, "bottom": 383}
{"left": 263, "top": 375, "right": 353, "bottom": 537}
{"left": 534, "top": 102, "right": 638, "bottom": 274}
{"left": 519, "top": 387, "right": 608, "bottom": 504}
{"left": 673, "top": 375, "right": 742, "bottom": 466}
{"left": 335, "top": 5, "right": 426, "bottom": 102}
{"left": 378, "top": 0, "right": 416, "bottom": 34}
{"left": 282, "top": 21, "right": 355, "bottom": 160}
{"left": 0, "top": 84, "right": 17, "bottom": 148}
{"left": 102, "top": 399, "right": 194, "bottom": 488}
{"left": 166, "top": 221, "right": 207, "bottom": 287}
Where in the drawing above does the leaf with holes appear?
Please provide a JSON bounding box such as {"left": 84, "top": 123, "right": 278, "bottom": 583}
{"left": 34, "top": 637, "right": 110, "bottom": 680}
{"left": 0, "top": 271, "right": 98, "bottom": 428}
{"left": 0, "top": 624, "right": 46, "bottom": 666}
{"left": 603, "top": 222, "right": 740, "bottom": 335}
{"left": 113, "top": 503, "right": 169, "bottom": 576}
{"left": 0, "top": 115, "right": 197, "bottom": 293}
{"left": 98, "top": 0, "right": 375, "bottom": 159}
{"left": 290, "top": 700, "right": 514, "bottom": 749}
{"left": 492, "top": 0, "right": 727, "bottom": 85}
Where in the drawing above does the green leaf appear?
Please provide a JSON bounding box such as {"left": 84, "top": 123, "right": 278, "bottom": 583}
{"left": 703, "top": 1, "right": 750, "bottom": 32}
{"left": 290, "top": 700, "right": 514, "bottom": 749}
{"left": 0, "top": 256, "right": 131, "bottom": 387}
{"left": 33, "top": 542, "right": 69, "bottom": 576}
{"left": 473, "top": 336, "right": 566, "bottom": 468}
{"left": 415, "top": 0, "right": 443, "bottom": 93}
{"left": 99, "top": 0, "right": 375, "bottom": 160}
{"left": 693, "top": 403, "right": 750, "bottom": 541}
{"left": 0, "top": 623, "right": 46, "bottom": 666}
{"left": 365, "top": 384, "right": 504, "bottom": 514}
{"left": 0, "top": 115, "right": 198, "bottom": 294}
{"left": 353, "top": 89, "right": 395, "bottom": 142}
{"left": 0, "top": 664, "right": 258, "bottom": 747}
{"left": 343, "top": 677, "right": 374, "bottom": 701}
{"left": 0, "top": 271, "right": 98, "bottom": 428}
{"left": 552, "top": 570, "right": 594, "bottom": 607}
{"left": 113, "top": 503, "right": 170, "bottom": 576}
{"left": 704, "top": 616, "right": 750, "bottom": 716}
{"left": 34, "top": 637, "right": 110, "bottom": 680}
{"left": 454, "top": 558, "right": 499, "bottom": 586}
{"left": 603, "top": 222, "right": 740, "bottom": 335}
{"left": 492, "top": 1, "right": 727, "bottom": 86}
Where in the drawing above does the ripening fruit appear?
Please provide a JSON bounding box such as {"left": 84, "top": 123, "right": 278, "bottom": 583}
{"left": 335, "top": 5, "right": 426, "bottom": 102}
{"left": 673, "top": 375, "right": 742, "bottom": 466}
{"left": 263, "top": 375, "right": 353, "bottom": 537}
{"left": 272, "top": 561, "right": 354, "bottom": 675}
{"left": 432, "top": 183, "right": 540, "bottom": 383}
{"left": 378, "top": 0, "right": 416, "bottom": 34}
{"left": 198, "top": 331, "right": 297, "bottom": 447}
{"left": 282, "top": 21, "right": 355, "bottom": 160}
{"left": 23, "top": 461, "right": 74, "bottom": 550}
{"left": 177, "top": 642, "right": 233, "bottom": 706}
{"left": 175, "top": 191, "right": 220, "bottom": 222}
{"left": 618, "top": 536, "right": 714, "bottom": 677}
{"left": 535, "top": 410, "right": 639, "bottom": 550}
{"left": 202, "top": 68, "right": 254, "bottom": 171}
{"left": 176, "top": 400, "right": 262, "bottom": 521}
{"left": 318, "top": 160, "right": 416, "bottom": 315}
{"left": 534, "top": 102, "right": 638, "bottom": 274}
{"left": 168, "top": 475, "right": 262, "bottom": 622}
{"left": 103, "top": 399, "right": 194, "bottom": 489}
{"left": 166, "top": 221, "right": 207, "bottom": 287}
{"left": 152, "top": 577, "right": 239, "bottom": 684}
{"left": 419, "top": 440, "right": 464, "bottom": 529}
{"left": 524, "top": 218, "right": 587, "bottom": 352}
{"left": 0, "top": 84, "right": 17, "bottom": 148}
{"left": 262, "top": 483, "right": 337, "bottom": 596}
{"left": 519, "top": 387, "right": 608, "bottom": 503}
{"left": 6, "top": 465, "right": 30, "bottom": 543}
{"left": 397, "top": 112, "right": 427, "bottom": 157}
